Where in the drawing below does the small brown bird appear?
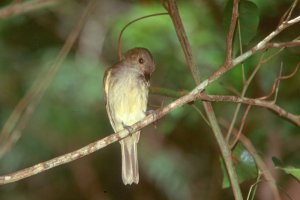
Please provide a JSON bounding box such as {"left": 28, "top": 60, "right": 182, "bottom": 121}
{"left": 103, "top": 47, "right": 155, "bottom": 185}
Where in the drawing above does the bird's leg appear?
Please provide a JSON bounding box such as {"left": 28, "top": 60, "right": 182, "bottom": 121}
{"left": 122, "top": 122, "right": 134, "bottom": 136}
{"left": 145, "top": 110, "right": 155, "bottom": 116}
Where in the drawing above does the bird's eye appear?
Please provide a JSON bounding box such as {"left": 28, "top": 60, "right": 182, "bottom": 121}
{"left": 138, "top": 58, "right": 144, "bottom": 64}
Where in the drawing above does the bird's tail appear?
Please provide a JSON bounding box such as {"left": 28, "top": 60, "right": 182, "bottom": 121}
{"left": 120, "top": 132, "right": 140, "bottom": 185}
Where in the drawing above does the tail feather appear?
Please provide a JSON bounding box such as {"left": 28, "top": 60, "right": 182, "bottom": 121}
{"left": 120, "top": 132, "right": 139, "bottom": 185}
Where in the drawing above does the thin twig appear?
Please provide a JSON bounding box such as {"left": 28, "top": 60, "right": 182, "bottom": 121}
{"left": 159, "top": 0, "right": 169, "bottom": 12}
{"left": 166, "top": 0, "right": 200, "bottom": 84}
{"left": 258, "top": 61, "right": 300, "bottom": 100}
{"left": 286, "top": 0, "right": 298, "bottom": 21}
{"left": 230, "top": 105, "right": 252, "bottom": 149}
{"left": 225, "top": 15, "right": 246, "bottom": 143}
{"left": 226, "top": 54, "right": 266, "bottom": 143}
{"left": 262, "top": 35, "right": 300, "bottom": 63}
{"left": 198, "top": 94, "right": 300, "bottom": 127}
{"left": 279, "top": 0, "right": 299, "bottom": 25}
{"left": 237, "top": 19, "right": 246, "bottom": 83}
{"left": 191, "top": 104, "right": 210, "bottom": 126}
{"left": 150, "top": 86, "right": 188, "bottom": 98}
{"left": 263, "top": 40, "right": 300, "bottom": 50}
{"left": 230, "top": 16, "right": 300, "bottom": 67}
{"left": 117, "top": 12, "right": 168, "bottom": 60}
{"left": 272, "top": 64, "right": 283, "bottom": 103}
{"left": 0, "top": 0, "right": 59, "bottom": 20}
{"left": 246, "top": 173, "right": 262, "bottom": 200}
{"left": 224, "top": 0, "right": 239, "bottom": 66}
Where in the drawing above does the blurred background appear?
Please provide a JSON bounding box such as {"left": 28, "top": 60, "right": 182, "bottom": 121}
{"left": 0, "top": 0, "right": 299, "bottom": 199}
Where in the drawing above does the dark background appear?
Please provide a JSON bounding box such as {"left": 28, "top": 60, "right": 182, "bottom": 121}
{"left": 0, "top": 0, "right": 299, "bottom": 199}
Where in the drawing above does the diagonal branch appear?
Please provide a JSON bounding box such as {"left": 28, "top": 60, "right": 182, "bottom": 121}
{"left": 229, "top": 105, "right": 252, "bottom": 149}
{"left": 166, "top": 0, "right": 200, "bottom": 83}
{"left": 263, "top": 40, "right": 300, "bottom": 50}
{"left": 0, "top": 0, "right": 60, "bottom": 20}
{"left": 198, "top": 94, "right": 300, "bottom": 127}
{"left": 0, "top": 87, "right": 198, "bottom": 185}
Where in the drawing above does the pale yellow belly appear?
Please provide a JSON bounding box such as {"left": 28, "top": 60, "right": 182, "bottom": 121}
{"left": 108, "top": 76, "right": 148, "bottom": 131}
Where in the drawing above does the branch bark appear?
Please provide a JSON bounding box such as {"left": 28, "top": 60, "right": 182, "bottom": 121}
{"left": 198, "top": 94, "right": 300, "bottom": 127}
{"left": 264, "top": 40, "right": 300, "bottom": 50}
{"left": 0, "top": 88, "right": 198, "bottom": 185}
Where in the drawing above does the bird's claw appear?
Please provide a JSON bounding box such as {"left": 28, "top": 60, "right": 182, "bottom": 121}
{"left": 145, "top": 109, "right": 155, "bottom": 116}
{"left": 122, "top": 122, "right": 134, "bottom": 136}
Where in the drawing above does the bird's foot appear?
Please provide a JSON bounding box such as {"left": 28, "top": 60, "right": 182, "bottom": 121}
{"left": 145, "top": 109, "right": 155, "bottom": 116}
{"left": 122, "top": 122, "right": 134, "bottom": 136}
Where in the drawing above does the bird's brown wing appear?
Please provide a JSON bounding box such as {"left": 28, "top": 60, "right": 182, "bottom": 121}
{"left": 103, "top": 67, "right": 118, "bottom": 132}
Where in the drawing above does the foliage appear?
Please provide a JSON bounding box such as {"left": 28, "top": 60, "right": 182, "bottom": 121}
{"left": 221, "top": 142, "right": 258, "bottom": 188}
{"left": 273, "top": 157, "right": 300, "bottom": 182}
{"left": 0, "top": 0, "right": 299, "bottom": 200}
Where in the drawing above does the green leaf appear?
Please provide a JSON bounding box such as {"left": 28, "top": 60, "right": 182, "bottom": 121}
{"left": 221, "top": 142, "right": 258, "bottom": 188}
{"left": 239, "top": 1, "right": 259, "bottom": 44}
{"left": 272, "top": 157, "right": 300, "bottom": 181}
{"left": 223, "top": 0, "right": 260, "bottom": 45}
{"left": 280, "top": 167, "right": 300, "bottom": 181}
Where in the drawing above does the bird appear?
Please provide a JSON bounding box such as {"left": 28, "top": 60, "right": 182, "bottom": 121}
{"left": 103, "top": 47, "right": 155, "bottom": 185}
